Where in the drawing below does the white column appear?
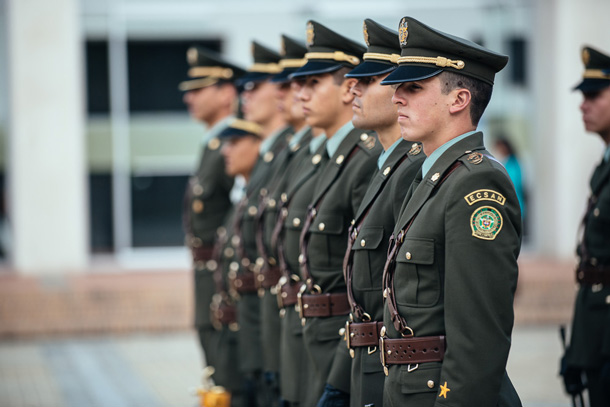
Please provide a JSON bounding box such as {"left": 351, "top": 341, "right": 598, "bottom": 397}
{"left": 531, "top": 0, "right": 610, "bottom": 259}
{"left": 7, "top": 0, "right": 87, "bottom": 273}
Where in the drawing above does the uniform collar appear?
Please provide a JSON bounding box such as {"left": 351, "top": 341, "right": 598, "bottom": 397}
{"left": 377, "top": 137, "right": 402, "bottom": 170}
{"left": 260, "top": 126, "right": 285, "bottom": 156}
{"left": 203, "top": 115, "right": 234, "bottom": 145}
{"left": 326, "top": 122, "right": 355, "bottom": 158}
{"left": 421, "top": 130, "right": 477, "bottom": 178}
{"left": 309, "top": 133, "right": 326, "bottom": 153}
{"left": 289, "top": 126, "right": 311, "bottom": 149}
{"left": 604, "top": 144, "right": 610, "bottom": 162}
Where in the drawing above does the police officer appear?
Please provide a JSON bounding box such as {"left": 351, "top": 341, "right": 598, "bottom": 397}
{"left": 342, "top": 19, "right": 425, "bottom": 407}
{"left": 179, "top": 46, "right": 243, "bottom": 370}
{"left": 562, "top": 45, "right": 610, "bottom": 407}
{"left": 379, "top": 17, "right": 521, "bottom": 406}
{"left": 289, "top": 20, "right": 381, "bottom": 406}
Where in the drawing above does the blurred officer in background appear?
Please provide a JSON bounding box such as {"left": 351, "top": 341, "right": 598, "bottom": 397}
{"left": 379, "top": 16, "right": 521, "bottom": 406}
{"left": 289, "top": 20, "right": 381, "bottom": 407}
{"left": 342, "top": 19, "right": 424, "bottom": 407}
{"left": 179, "top": 46, "right": 244, "bottom": 370}
{"left": 562, "top": 45, "right": 610, "bottom": 407}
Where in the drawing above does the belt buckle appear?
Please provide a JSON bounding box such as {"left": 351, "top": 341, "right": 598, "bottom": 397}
{"left": 345, "top": 319, "right": 354, "bottom": 358}
{"left": 379, "top": 326, "right": 389, "bottom": 376}
{"left": 297, "top": 283, "right": 307, "bottom": 325}
{"left": 276, "top": 276, "right": 287, "bottom": 309}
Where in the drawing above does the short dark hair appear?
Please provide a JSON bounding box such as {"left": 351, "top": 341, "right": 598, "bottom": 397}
{"left": 331, "top": 67, "right": 353, "bottom": 85}
{"left": 438, "top": 71, "right": 492, "bottom": 126}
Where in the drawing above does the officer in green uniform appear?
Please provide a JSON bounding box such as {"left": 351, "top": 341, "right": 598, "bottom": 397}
{"left": 253, "top": 34, "right": 311, "bottom": 407}
{"left": 179, "top": 46, "right": 243, "bottom": 370}
{"left": 289, "top": 20, "right": 382, "bottom": 407}
{"left": 232, "top": 41, "right": 291, "bottom": 407}
{"left": 341, "top": 19, "right": 425, "bottom": 407}
{"left": 562, "top": 45, "right": 610, "bottom": 407}
{"left": 379, "top": 17, "right": 521, "bottom": 406}
{"left": 210, "top": 119, "right": 263, "bottom": 407}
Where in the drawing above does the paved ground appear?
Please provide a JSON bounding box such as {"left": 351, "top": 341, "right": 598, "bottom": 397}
{"left": 0, "top": 325, "right": 576, "bottom": 407}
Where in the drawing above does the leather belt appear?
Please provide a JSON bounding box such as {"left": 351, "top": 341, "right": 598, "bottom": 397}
{"left": 213, "top": 303, "right": 237, "bottom": 325}
{"left": 577, "top": 264, "right": 610, "bottom": 285}
{"left": 379, "top": 332, "right": 445, "bottom": 370}
{"left": 277, "top": 280, "right": 303, "bottom": 308}
{"left": 299, "top": 292, "right": 350, "bottom": 318}
{"left": 192, "top": 245, "right": 214, "bottom": 262}
{"left": 259, "top": 266, "right": 283, "bottom": 289}
{"left": 229, "top": 272, "right": 257, "bottom": 294}
{"left": 346, "top": 320, "right": 384, "bottom": 348}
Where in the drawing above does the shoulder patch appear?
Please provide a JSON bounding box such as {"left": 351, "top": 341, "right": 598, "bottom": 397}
{"left": 467, "top": 152, "right": 483, "bottom": 164}
{"left": 464, "top": 189, "right": 506, "bottom": 206}
{"left": 470, "top": 206, "right": 503, "bottom": 240}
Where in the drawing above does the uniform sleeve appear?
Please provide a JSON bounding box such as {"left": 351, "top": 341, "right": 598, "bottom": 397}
{"left": 435, "top": 168, "right": 521, "bottom": 406}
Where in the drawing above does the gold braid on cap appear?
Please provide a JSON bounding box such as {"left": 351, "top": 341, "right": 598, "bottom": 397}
{"left": 230, "top": 119, "right": 263, "bottom": 136}
{"left": 363, "top": 53, "right": 401, "bottom": 64}
{"left": 583, "top": 69, "right": 610, "bottom": 79}
{"left": 397, "top": 56, "right": 465, "bottom": 70}
{"left": 188, "top": 67, "right": 234, "bottom": 79}
{"left": 249, "top": 63, "right": 282, "bottom": 73}
{"left": 305, "top": 51, "right": 360, "bottom": 65}
{"left": 280, "top": 58, "right": 307, "bottom": 68}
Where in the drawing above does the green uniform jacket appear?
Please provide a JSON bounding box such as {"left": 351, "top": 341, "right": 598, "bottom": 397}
{"left": 235, "top": 126, "right": 291, "bottom": 375}
{"left": 346, "top": 140, "right": 424, "bottom": 407}
{"left": 280, "top": 139, "right": 329, "bottom": 404}
{"left": 567, "top": 156, "right": 610, "bottom": 368}
{"left": 258, "top": 128, "right": 313, "bottom": 374}
{"left": 301, "top": 128, "right": 381, "bottom": 402}
{"left": 184, "top": 127, "right": 234, "bottom": 329}
{"left": 383, "top": 132, "right": 522, "bottom": 407}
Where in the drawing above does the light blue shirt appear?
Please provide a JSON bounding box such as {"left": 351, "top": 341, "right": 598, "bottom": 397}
{"left": 203, "top": 115, "right": 234, "bottom": 146}
{"left": 326, "top": 122, "right": 355, "bottom": 158}
{"left": 377, "top": 138, "right": 402, "bottom": 170}
{"left": 289, "top": 126, "right": 311, "bottom": 149}
{"left": 604, "top": 145, "right": 610, "bottom": 162}
{"left": 260, "top": 126, "right": 287, "bottom": 156}
{"left": 309, "top": 134, "right": 326, "bottom": 153}
{"left": 421, "top": 131, "right": 477, "bottom": 179}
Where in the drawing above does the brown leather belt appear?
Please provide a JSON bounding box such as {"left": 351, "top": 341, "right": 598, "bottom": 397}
{"left": 213, "top": 304, "right": 237, "bottom": 325}
{"left": 278, "top": 281, "right": 303, "bottom": 308}
{"left": 229, "top": 272, "right": 257, "bottom": 294}
{"left": 300, "top": 292, "right": 350, "bottom": 318}
{"left": 347, "top": 321, "right": 384, "bottom": 348}
{"left": 577, "top": 264, "right": 610, "bottom": 285}
{"left": 258, "top": 266, "right": 283, "bottom": 289}
{"left": 380, "top": 334, "right": 446, "bottom": 366}
{"left": 192, "top": 245, "right": 214, "bottom": 262}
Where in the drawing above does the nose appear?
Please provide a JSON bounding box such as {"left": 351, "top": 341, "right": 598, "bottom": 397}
{"left": 392, "top": 85, "right": 406, "bottom": 106}
{"left": 297, "top": 85, "right": 310, "bottom": 102}
{"left": 350, "top": 80, "right": 362, "bottom": 97}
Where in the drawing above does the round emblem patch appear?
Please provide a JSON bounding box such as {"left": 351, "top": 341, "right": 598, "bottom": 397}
{"left": 470, "top": 206, "right": 503, "bottom": 240}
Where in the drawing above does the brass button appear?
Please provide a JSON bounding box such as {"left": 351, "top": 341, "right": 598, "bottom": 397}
{"left": 431, "top": 173, "right": 440, "bottom": 182}
{"left": 606, "top": 296, "right": 610, "bottom": 304}
{"left": 192, "top": 199, "right": 204, "bottom": 213}
{"left": 360, "top": 239, "right": 366, "bottom": 247}
{"left": 298, "top": 254, "right": 305, "bottom": 264}
{"left": 281, "top": 193, "right": 288, "bottom": 202}
{"left": 224, "top": 247, "right": 234, "bottom": 258}
{"left": 231, "top": 235, "right": 240, "bottom": 247}
{"left": 206, "top": 260, "right": 218, "bottom": 271}
{"left": 264, "top": 151, "right": 274, "bottom": 162}
{"left": 360, "top": 133, "right": 369, "bottom": 141}
{"left": 383, "top": 166, "right": 391, "bottom": 176}
{"left": 241, "top": 258, "right": 250, "bottom": 267}
{"left": 427, "top": 380, "right": 435, "bottom": 389}
{"left": 405, "top": 252, "right": 412, "bottom": 260}
{"left": 192, "top": 184, "right": 204, "bottom": 196}
{"left": 248, "top": 206, "right": 258, "bottom": 216}
{"left": 268, "top": 199, "right": 276, "bottom": 208}
{"left": 318, "top": 222, "right": 325, "bottom": 231}
{"left": 293, "top": 217, "right": 301, "bottom": 227}
{"left": 336, "top": 155, "right": 345, "bottom": 165}
{"left": 593, "top": 208, "right": 600, "bottom": 217}
{"left": 312, "top": 154, "right": 322, "bottom": 165}
{"left": 208, "top": 138, "right": 220, "bottom": 150}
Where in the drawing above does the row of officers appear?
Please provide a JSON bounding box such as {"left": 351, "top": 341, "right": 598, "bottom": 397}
{"left": 181, "top": 15, "right": 610, "bottom": 407}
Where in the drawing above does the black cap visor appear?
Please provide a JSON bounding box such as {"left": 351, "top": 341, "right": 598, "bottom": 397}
{"left": 289, "top": 60, "right": 347, "bottom": 79}
{"left": 345, "top": 61, "right": 396, "bottom": 78}
{"left": 271, "top": 67, "right": 299, "bottom": 83}
{"left": 574, "top": 78, "right": 610, "bottom": 93}
{"left": 380, "top": 65, "right": 443, "bottom": 85}
{"left": 235, "top": 72, "right": 273, "bottom": 88}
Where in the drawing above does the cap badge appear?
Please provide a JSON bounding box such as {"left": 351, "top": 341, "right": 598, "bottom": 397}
{"left": 306, "top": 22, "right": 315, "bottom": 47}
{"left": 363, "top": 22, "right": 370, "bottom": 47}
{"left": 187, "top": 47, "right": 199, "bottom": 65}
{"left": 399, "top": 19, "right": 409, "bottom": 46}
{"left": 582, "top": 48, "right": 590, "bottom": 66}
{"left": 280, "top": 38, "right": 287, "bottom": 57}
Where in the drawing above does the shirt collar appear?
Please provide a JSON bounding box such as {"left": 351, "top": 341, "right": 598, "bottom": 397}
{"left": 326, "top": 122, "right": 355, "bottom": 158}
{"left": 203, "top": 115, "right": 234, "bottom": 145}
{"left": 377, "top": 138, "right": 403, "bottom": 170}
{"left": 289, "top": 126, "right": 311, "bottom": 149}
{"left": 260, "top": 126, "right": 286, "bottom": 156}
{"left": 604, "top": 144, "right": 610, "bottom": 162}
{"left": 309, "top": 134, "right": 326, "bottom": 153}
{"left": 422, "top": 130, "right": 477, "bottom": 178}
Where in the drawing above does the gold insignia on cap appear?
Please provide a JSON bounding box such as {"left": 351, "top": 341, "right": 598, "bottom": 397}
{"left": 264, "top": 151, "right": 274, "bottom": 162}
{"left": 312, "top": 154, "right": 322, "bottom": 165}
{"left": 187, "top": 47, "right": 198, "bottom": 65}
{"left": 399, "top": 18, "right": 409, "bottom": 46}
{"left": 431, "top": 173, "right": 440, "bottom": 182}
{"left": 582, "top": 48, "right": 590, "bottom": 66}
{"left": 471, "top": 206, "right": 503, "bottom": 240}
{"left": 336, "top": 155, "right": 345, "bottom": 165}
{"left": 306, "top": 22, "right": 315, "bottom": 47}
{"left": 192, "top": 199, "right": 204, "bottom": 213}
{"left": 208, "top": 138, "right": 221, "bottom": 150}
{"left": 363, "top": 22, "right": 370, "bottom": 47}
{"left": 467, "top": 152, "right": 484, "bottom": 164}
{"left": 409, "top": 143, "right": 422, "bottom": 155}
{"left": 464, "top": 189, "right": 506, "bottom": 206}
{"left": 383, "top": 166, "right": 391, "bottom": 176}
{"left": 280, "top": 38, "right": 287, "bottom": 57}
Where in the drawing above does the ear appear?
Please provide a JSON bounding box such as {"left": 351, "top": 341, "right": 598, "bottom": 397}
{"left": 340, "top": 78, "right": 358, "bottom": 104}
{"left": 448, "top": 88, "right": 471, "bottom": 115}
